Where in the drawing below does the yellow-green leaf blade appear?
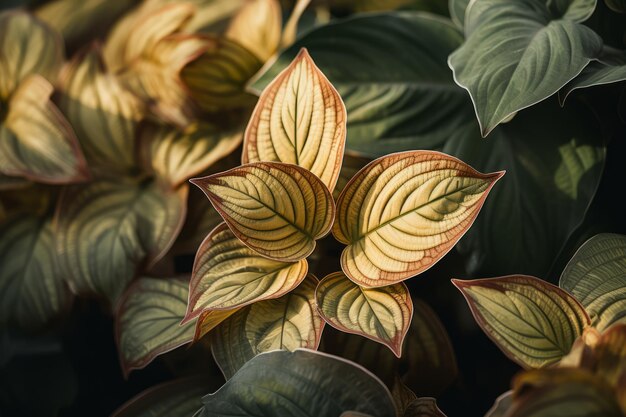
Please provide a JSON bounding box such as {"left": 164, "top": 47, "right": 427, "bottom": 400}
{"left": 243, "top": 48, "right": 347, "bottom": 192}
{"left": 191, "top": 161, "right": 335, "bottom": 262}
{"left": 193, "top": 308, "right": 240, "bottom": 342}
{"left": 225, "top": 0, "right": 281, "bottom": 61}
{"left": 184, "top": 222, "right": 308, "bottom": 321}
{"left": 453, "top": 275, "right": 591, "bottom": 368}
{"left": 316, "top": 271, "right": 412, "bottom": 357}
{"left": 211, "top": 275, "right": 324, "bottom": 379}
{"left": 334, "top": 150, "right": 503, "bottom": 287}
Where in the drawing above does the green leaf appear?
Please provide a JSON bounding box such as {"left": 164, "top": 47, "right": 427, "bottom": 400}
{"left": 115, "top": 277, "right": 195, "bottom": 376}
{"left": 210, "top": 275, "right": 324, "bottom": 379}
{"left": 199, "top": 349, "right": 396, "bottom": 417}
{"left": 449, "top": 0, "right": 602, "bottom": 136}
{"left": 560, "top": 60, "right": 626, "bottom": 104}
{"left": 560, "top": 233, "right": 626, "bottom": 331}
{"left": 453, "top": 275, "right": 591, "bottom": 368}
{"left": 605, "top": 0, "right": 626, "bottom": 11}
{"left": 0, "top": 216, "right": 72, "bottom": 328}
{"left": 56, "top": 179, "right": 187, "bottom": 304}
{"left": 449, "top": 0, "right": 469, "bottom": 28}
{"left": 249, "top": 12, "right": 475, "bottom": 158}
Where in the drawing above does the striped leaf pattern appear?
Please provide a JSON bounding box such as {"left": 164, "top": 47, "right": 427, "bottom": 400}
{"left": 225, "top": 0, "right": 281, "bottom": 61}
{"left": 453, "top": 276, "right": 591, "bottom": 368}
{"left": 191, "top": 162, "right": 335, "bottom": 261}
{"left": 334, "top": 150, "right": 504, "bottom": 287}
{"left": 116, "top": 277, "right": 195, "bottom": 376}
{"left": 211, "top": 275, "right": 324, "bottom": 379}
{"left": 242, "top": 48, "right": 347, "bottom": 192}
{"left": 184, "top": 223, "right": 308, "bottom": 322}
{"left": 559, "top": 233, "right": 626, "bottom": 331}
{"left": 316, "top": 271, "right": 412, "bottom": 357}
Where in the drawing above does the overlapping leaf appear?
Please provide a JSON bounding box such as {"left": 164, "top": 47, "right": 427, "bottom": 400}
{"left": 334, "top": 153, "right": 371, "bottom": 200}
{"left": 453, "top": 275, "right": 591, "bottom": 368}
{"left": 184, "top": 223, "right": 308, "bottom": 322}
{"left": 333, "top": 150, "right": 503, "bottom": 287}
{"left": 211, "top": 275, "right": 324, "bottom": 379}
{"left": 403, "top": 398, "right": 447, "bottom": 417}
{"left": 449, "top": 0, "right": 469, "bottom": 29}
{"left": 193, "top": 308, "right": 240, "bottom": 342}
{"left": 561, "top": 61, "right": 626, "bottom": 104}
{"left": 225, "top": 0, "right": 281, "bottom": 61}
{"left": 191, "top": 162, "right": 335, "bottom": 261}
{"left": 243, "top": 49, "right": 347, "bottom": 192}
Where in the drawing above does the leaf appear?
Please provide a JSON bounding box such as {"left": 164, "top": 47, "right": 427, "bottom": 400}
{"left": 249, "top": 13, "right": 475, "bottom": 158}
{"left": 226, "top": 0, "right": 281, "bottom": 61}
{"left": 191, "top": 161, "right": 335, "bottom": 262}
{"left": 605, "top": 0, "right": 626, "bottom": 12}
{"left": 193, "top": 309, "right": 240, "bottom": 342}
{"left": 115, "top": 277, "right": 195, "bottom": 376}
{"left": 139, "top": 122, "right": 242, "bottom": 187}
{"left": 1, "top": 74, "right": 89, "bottom": 183}
{"left": 586, "top": 324, "right": 626, "bottom": 387}
{"left": 316, "top": 271, "right": 412, "bottom": 357}
{"left": 184, "top": 222, "right": 308, "bottom": 322}
{"left": 560, "top": 234, "right": 626, "bottom": 331}
{"left": 449, "top": 0, "right": 470, "bottom": 29}
{"left": 333, "top": 150, "right": 503, "bottom": 287}
{"left": 243, "top": 49, "right": 347, "bottom": 192}
{"left": 561, "top": 60, "right": 626, "bottom": 104}
{"left": 449, "top": 0, "right": 602, "bottom": 136}
{"left": 391, "top": 377, "right": 417, "bottom": 416}
{"left": 403, "top": 398, "right": 447, "bottom": 417}
{"left": 199, "top": 349, "right": 396, "bottom": 417}
{"left": 0, "top": 173, "right": 29, "bottom": 191}
{"left": 210, "top": 275, "right": 324, "bottom": 379}
{"left": 452, "top": 275, "right": 591, "bottom": 368}
{"left": 334, "top": 153, "right": 371, "bottom": 200}
{"left": 0, "top": 216, "right": 72, "bottom": 328}
{"left": 56, "top": 179, "right": 187, "bottom": 303}
{"left": 485, "top": 391, "right": 513, "bottom": 417}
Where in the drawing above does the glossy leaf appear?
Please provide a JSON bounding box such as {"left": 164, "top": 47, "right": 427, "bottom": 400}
{"left": 184, "top": 223, "right": 308, "bottom": 322}
{"left": 334, "top": 150, "right": 503, "bottom": 287}
{"left": 191, "top": 162, "right": 335, "bottom": 262}
{"left": 453, "top": 275, "right": 591, "bottom": 368}
{"left": 403, "top": 398, "right": 447, "bottom": 417}
{"left": 449, "top": 0, "right": 602, "bottom": 136}
{"left": 211, "top": 275, "right": 324, "bottom": 379}
{"left": 560, "top": 233, "right": 626, "bottom": 331}
{"left": 226, "top": 0, "right": 281, "bottom": 61}
{"left": 316, "top": 272, "right": 412, "bottom": 357}
{"left": 56, "top": 180, "right": 187, "bottom": 303}
{"left": 116, "top": 277, "right": 195, "bottom": 376}
{"left": 243, "top": 49, "right": 347, "bottom": 192}
{"left": 199, "top": 349, "right": 396, "bottom": 417}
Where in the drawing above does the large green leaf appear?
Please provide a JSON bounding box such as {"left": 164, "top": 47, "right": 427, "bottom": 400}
{"left": 449, "top": 0, "right": 602, "bottom": 136}
{"left": 249, "top": 12, "right": 475, "bottom": 158}
{"left": 560, "top": 233, "right": 626, "bottom": 331}
{"left": 560, "top": 60, "right": 626, "bottom": 104}
{"left": 198, "top": 349, "right": 396, "bottom": 417}
{"left": 115, "top": 277, "right": 195, "bottom": 376}
{"left": 449, "top": 0, "right": 469, "bottom": 29}
{"left": 56, "top": 179, "right": 187, "bottom": 303}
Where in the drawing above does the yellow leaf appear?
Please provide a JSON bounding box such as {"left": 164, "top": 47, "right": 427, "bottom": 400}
{"left": 184, "top": 223, "right": 308, "bottom": 321}
{"left": 226, "top": 0, "right": 282, "bottom": 61}
{"left": 333, "top": 150, "right": 503, "bottom": 287}
{"left": 243, "top": 48, "right": 347, "bottom": 192}
{"left": 193, "top": 308, "right": 240, "bottom": 342}
{"left": 191, "top": 161, "right": 335, "bottom": 262}
{"left": 315, "top": 271, "right": 412, "bottom": 357}
{"left": 589, "top": 324, "right": 626, "bottom": 388}
{"left": 453, "top": 275, "right": 591, "bottom": 369}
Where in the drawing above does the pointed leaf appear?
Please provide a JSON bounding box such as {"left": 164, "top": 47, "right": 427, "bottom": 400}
{"left": 243, "top": 49, "right": 347, "bottom": 192}
{"left": 184, "top": 222, "right": 308, "bottom": 321}
{"left": 226, "top": 0, "right": 281, "bottom": 61}
{"left": 560, "top": 233, "right": 626, "bottom": 331}
{"left": 316, "top": 271, "right": 412, "bottom": 357}
{"left": 211, "top": 275, "right": 324, "bottom": 379}
{"left": 453, "top": 275, "right": 591, "bottom": 368}
{"left": 199, "top": 349, "right": 396, "bottom": 417}
{"left": 116, "top": 277, "right": 195, "bottom": 376}
{"left": 404, "top": 398, "right": 447, "bottom": 417}
{"left": 333, "top": 150, "right": 503, "bottom": 287}
{"left": 191, "top": 161, "right": 335, "bottom": 262}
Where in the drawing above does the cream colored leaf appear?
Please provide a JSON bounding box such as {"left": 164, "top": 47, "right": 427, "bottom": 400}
{"left": 453, "top": 275, "right": 591, "bottom": 369}
{"left": 211, "top": 275, "right": 324, "bottom": 379}
{"left": 243, "top": 48, "right": 347, "bottom": 192}
{"left": 184, "top": 223, "right": 308, "bottom": 322}
{"left": 191, "top": 161, "right": 335, "bottom": 262}
{"left": 334, "top": 150, "right": 504, "bottom": 287}
{"left": 316, "top": 271, "right": 412, "bottom": 357}
{"left": 226, "top": 0, "right": 281, "bottom": 61}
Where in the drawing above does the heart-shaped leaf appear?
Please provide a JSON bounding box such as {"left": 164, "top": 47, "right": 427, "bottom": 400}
{"left": 449, "top": 0, "right": 603, "bottom": 135}
{"left": 191, "top": 161, "right": 335, "bottom": 262}
{"left": 184, "top": 222, "right": 308, "bottom": 322}
{"left": 243, "top": 48, "right": 347, "bottom": 192}
{"left": 316, "top": 271, "right": 412, "bottom": 357}
{"left": 333, "top": 150, "right": 503, "bottom": 287}
{"left": 211, "top": 275, "right": 324, "bottom": 379}
{"left": 453, "top": 275, "right": 591, "bottom": 368}
{"left": 560, "top": 234, "right": 626, "bottom": 331}
{"left": 225, "top": 0, "right": 281, "bottom": 61}
{"left": 116, "top": 277, "right": 195, "bottom": 376}
{"left": 199, "top": 349, "right": 396, "bottom": 417}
